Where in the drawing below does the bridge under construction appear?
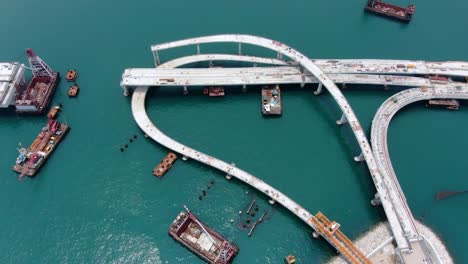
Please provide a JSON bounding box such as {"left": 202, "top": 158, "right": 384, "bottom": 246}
{"left": 121, "top": 34, "right": 467, "bottom": 263}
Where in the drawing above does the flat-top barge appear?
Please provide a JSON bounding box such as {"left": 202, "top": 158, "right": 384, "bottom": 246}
{"left": 365, "top": 0, "right": 415, "bottom": 23}
{"left": 15, "top": 48, "right": 59, "bottom": 114}
{"left": 169, "top": 206, "right": 239, "bottom": 264}
{"left": 426, "top": 99, "right": 460, "bottom": 110}
{"left": 153, "top": 151, "right": 177, "bottom": 178}
{"left": 14, "top": 117, "right": 69, "bottom": 179}
{"left": 261, "top": 84, "right": 282, "bottom": 116}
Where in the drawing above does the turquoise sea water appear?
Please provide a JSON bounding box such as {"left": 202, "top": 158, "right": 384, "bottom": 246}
{"left": 1, "top": 0, "right": 468, "bottom": 263}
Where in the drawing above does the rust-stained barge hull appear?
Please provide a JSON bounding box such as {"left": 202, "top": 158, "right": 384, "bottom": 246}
{"left": 365, "top": 0, "right": 415, "bottom": 23}
{"left": 169, "top": 207, "right": 238, "bottom": 264}
{"left": 153, "top": 151, "right": 177, "bottom": 178}
{"left": 426, "top": 99, "right": 460, "bottom": 110}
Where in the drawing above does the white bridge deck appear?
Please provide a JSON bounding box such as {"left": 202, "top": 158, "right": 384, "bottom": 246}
{"left": 123, "top": 34, "right": 468, "bottom": 263}
{"left": 122, "top": 67, "right": 433, "bottom": 87}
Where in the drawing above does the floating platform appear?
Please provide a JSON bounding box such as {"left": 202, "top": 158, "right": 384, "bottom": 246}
{"left": 153, "top": 151, "right": 177, "bottom": 178}
{"left": 66, "top": 69, "right": 77, "bottom": 81}
{"left": 426, "top": 99, "right": 460, "bottom": 110}
{"left": 261, "top": 84, "right": 282, "bottom": 115}
{"left": 365, "top": 0, "right": 415, "bottom": 23}
{"left": 169, "top": 207, "right": 239, "bottom": 264}
{"left": 13, "top": 118, "right": 69, "bottom": 178}
{"left": 68, "top": 84, "right": 79, "bottom": 97}
{"left": 15, "top": 72, "right": 59, "bottom": 114}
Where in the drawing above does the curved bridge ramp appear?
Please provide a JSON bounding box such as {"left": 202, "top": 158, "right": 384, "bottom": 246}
{"left": 149, "top": 34, "right": 416, "bottom": 253}
{"left": 371, "top": 85, "right": 468, "bottom": 263}
{"left": 132, "top": 86, "right": 369, "bottom": 263}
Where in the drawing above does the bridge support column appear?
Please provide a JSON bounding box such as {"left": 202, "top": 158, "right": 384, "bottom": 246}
{"left": 121, "top": 84, "right": 129, "bottom": 96}
{"left": 313, "top": 231, "right": 320, "bottom": 238}
{"left": 226, "top": 163, "right": 236, "bottom": 180}
{"left": 277, "top": 52, "right": 283, "bottom": 60}
{"left": 336, "top": 113, "right": 348, "bottom": 125}
{"left": 342, "top": 83, "right": 347, "bottom": 89}
{"left": 182, "top": 156, "right": 188, "bottom": 161}
{"left": 300, "top": 67, "right": 305, "bottom": 88}
{"left": 183, "top": 86, "right": 188, "bottom": 95}
{"left": 354, "top": 152, "right": 365, "bottom": 162}
{"left": 242, "top": 85, "right": 247, "bottom": 92}
{"left": 268, "top": 199, "right": 276, "bottom": 205}
{"left": 371, "top": 193, "right": 381, "bottom": 206}
{"left": 238, "top": 43, "right": 242, "bottom": 55}
{"left": 153, "top": 51, "right": 161, "bottom": 66}
{"left": 384, "top": 85, "right": 389, "bottom": 90}
{"left": 196, "top": 44, "right": 201, "bottom": 55}
{"left": 314, "top": 83, "right": 323, "bottom": 95}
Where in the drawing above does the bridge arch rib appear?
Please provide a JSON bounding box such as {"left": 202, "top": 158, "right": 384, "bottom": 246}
{"left": 150, "top": 34, "right": 415, "bottom": 251}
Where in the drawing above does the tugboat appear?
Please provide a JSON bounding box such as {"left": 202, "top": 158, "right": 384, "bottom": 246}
{"left": 169, "top": 206, "right": 239, "bottom": 263}
{"left": 365, "top": 0, "right": 415, "bottom": 23}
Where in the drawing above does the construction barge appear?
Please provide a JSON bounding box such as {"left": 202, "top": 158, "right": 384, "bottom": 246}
{"left": 169, "top": 206, "right": 239, "bottom": 264}
{"left": 153, "top": 151, "right": 177, "bottom": 178}
{"left": 365, "top": 0, "right": 415, "bottom": 23}
{"left": 15, "top": 49, "right": 59, "bottom": 114}
{"left": 13, "top": 118, "right": 69, "bottom": 178}
{"left": 261, "top": 85, "right": 282, "bottom": 116}
{"left": 426, "top": 99, "right": 460, "bottom": 110}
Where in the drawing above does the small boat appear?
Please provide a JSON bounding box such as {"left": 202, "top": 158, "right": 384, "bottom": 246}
{"left": 47, "top": 105, "right": 61, "bottom": 119}
{"left": 169, "top": 206, "right": 239, "bottom": 263}
{"left": 66, "top": 69, "right": 77, "bottom": 81}
{"left": 285, "top": 255, "right": 296, "bottom": 264}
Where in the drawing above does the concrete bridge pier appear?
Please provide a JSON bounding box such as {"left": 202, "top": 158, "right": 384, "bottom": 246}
{"left": 354, "top": 152, "right": 365, "bottom": 162}
{"left": 314, "top": 82, "right": 323, "bottom": 95}
{"left": 183, "top": 86, "right": 188, "bottom": 95}
{"left": 336, "top": 113, "right": 348, "bottom": 125}
{"left": 371, "top": 193, "right": 381, "bottom": 206}
{"left": 121, "top": 84, "right": 129, "bottom": 96}
{"left": 242, "top": 84, "right": 247, "bottom": 92}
